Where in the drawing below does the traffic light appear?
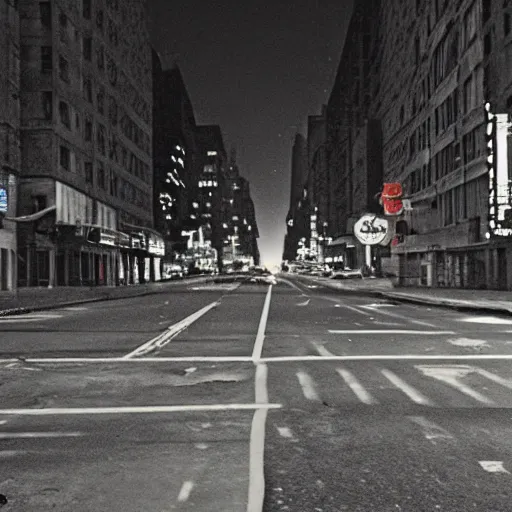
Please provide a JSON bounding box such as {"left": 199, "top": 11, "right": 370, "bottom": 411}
{"left": 380, "top": 182, "right": 404, "bottom": 216}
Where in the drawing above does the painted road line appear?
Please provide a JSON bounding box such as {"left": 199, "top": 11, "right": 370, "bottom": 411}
{"left": 277, "top": 277, "right": 306, "bottom": 294}
{"left": 0, "top": 420, "right": 7, "bottom": 425}
{"left": 247, "top": 363, "right": 270, "bottom": 512}
{"left": 0, "top": 356, "right": 254, "bottom": 364}
{"left": 311, "top": 341, "right": 335, "bottom": 357}
{"left": 177, "top": 481, "right": 194, "bottom": 502}
{"left": 416, "top": 365, "right": 495, "bottom": 405}
{"left": 251, "top": 285, "right": 273, "bottom": 363}
{"left": 296, "top": 371, "right": 321, "bottom": 401}
{"left": 381, "top": 369, "right": 434, "bottom": 406}
{"left": 297, "top": 298, "right": 311, "bottom": 306}
{"left": 474, "top": 368, "right": 512, "bottom": 390}
{"left": 123, "top": 300, "right": 220, "bottom": 358}
{"left": 0, "top": 432, "right": 84, "bottom": 439}
{"left": 0, "top": 450, "right": 26, "bottom": 458}
{"left": 361, "top": 305, "right": 438, "bottom": 328}
{"left": 259, "top": 354, "right": 512, "bottom": 363}
{"left": 408, "top": 416, "right": 453, "bottom": 440}
{"left": 479, "top": 461, "right": 510, "bottom": 474}
{"left": 336, "top": 368, "right": 377, "bottom": 405}
{"left": 276, "top": 427, "right": 296, "bottom": 440}
{"left": 0, "top": 403, "right": 282, "bottom": 416}
{"left": 329, "top": 330, "right": 455, "bottom": 335}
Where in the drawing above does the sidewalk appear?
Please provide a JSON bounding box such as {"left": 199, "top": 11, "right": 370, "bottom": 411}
{"left": 291, "top": 274, "right": 512, "bottom": 315}
{"left": 0, "top": 276, "right": 213, "bottom": 316}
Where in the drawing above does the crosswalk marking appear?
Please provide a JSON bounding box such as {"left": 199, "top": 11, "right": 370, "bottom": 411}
{"left": 479, "top": 461, "right": 510, "bottom": 474}
{"left": 296, "top": 371, "right": 321, "bottom": 401}
{"left": 416, "top": 366, "right": 495, "bottom": 405}
{"left": 336, "top": 368, "right": 377, "bottom": 405}
{"left": 408, "top": 416, "right": 453, "bottom": 440}
{"left": 381, "top": 369, "right": 434, "bottom": 406}
{"left": 474, "top": 368, "right": 512, "bottom": 390}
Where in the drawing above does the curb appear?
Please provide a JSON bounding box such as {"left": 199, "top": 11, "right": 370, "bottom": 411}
{"left": 0, "top": 276, "right": 215, "bottom": 317}
{"left": 289, "top": 275, "right": 512, "bottom": 316}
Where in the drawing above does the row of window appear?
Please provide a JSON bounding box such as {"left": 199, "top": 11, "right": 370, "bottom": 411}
{"left": 59, "top": 145, "right": 148, "bottom": 209}
{"left": 406, "top": 124, "right": 485, "bottom": 196}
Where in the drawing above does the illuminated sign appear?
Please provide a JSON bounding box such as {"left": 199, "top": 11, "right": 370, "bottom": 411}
{"left": 0, "top": 188, "right": 7, "bottom": 213}
{"left": 354, "top": 214, "right": 390, "bottom": 246}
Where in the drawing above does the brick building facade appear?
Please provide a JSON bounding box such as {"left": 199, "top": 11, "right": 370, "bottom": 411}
{"left": 14, "top": 0, "right": 163, "bottom": 288}
{"left": 0, "top": 0, "right": 21, "bottom": 290}
{"left": 301, "top": 0, "right": 512, "bottom": 289}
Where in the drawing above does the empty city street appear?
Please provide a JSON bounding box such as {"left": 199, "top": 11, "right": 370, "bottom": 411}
{"left": 2, "top": 277, "right": 512, "bottom": 510}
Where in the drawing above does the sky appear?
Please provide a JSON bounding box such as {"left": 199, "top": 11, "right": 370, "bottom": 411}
{"left": 148, "top": 0, "right": 354, "bottom": 268}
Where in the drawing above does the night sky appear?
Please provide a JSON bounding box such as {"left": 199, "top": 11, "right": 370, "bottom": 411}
{"left": 148, "top": 0, "right": 353, "bottom": 267}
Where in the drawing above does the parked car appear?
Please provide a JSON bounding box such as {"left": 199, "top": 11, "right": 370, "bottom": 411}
{"left": 331, "top": 267, "right": 363, "bottom": 279}
{"left": 249, "top": 269, "right": 277, "bottom": 285}
{"left": 166, "top": 264, "right": 184, "bottom": 279}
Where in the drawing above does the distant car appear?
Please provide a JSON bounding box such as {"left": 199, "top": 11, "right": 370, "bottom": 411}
{"left": 331, "top": 268, "right": 363, "bottom": 280}
{"left": 250, "top": 269, "right": 277, "bottom": 285}
{"left": 166, "top": 264, "right": 184, "bottom": 279}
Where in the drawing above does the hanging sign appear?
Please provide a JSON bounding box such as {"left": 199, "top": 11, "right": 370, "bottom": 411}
{"left": 354, "top": 214, "right": 390, "bottom": 246}
{"left": 0, "top": 188, "right": 7, "bottom": 213}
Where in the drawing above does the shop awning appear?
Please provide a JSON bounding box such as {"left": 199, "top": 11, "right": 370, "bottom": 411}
{"left": 6, "top": 205, "right": 56, "bottom": 222}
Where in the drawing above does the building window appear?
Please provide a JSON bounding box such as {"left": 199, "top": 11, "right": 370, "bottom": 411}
{"left": 96, "top": 45, "right": 104, "bottom": 70}
{"left": 484, "top": 31, "right": 492, "bottom": 56}
{"left": 58, "top": 55, "right": 69, "bottom": 82}
{"left": 83, "top": 0, "right": 91, "bottom": 19}
{"left": 83, "top": 36, "right": 92, "bottom": 60}
{"left": 83, "top": 76, "right": 92, "bottom": 102}
{"left": 42, "top": 91, "right": 52, "bottom": 120}
{"left": 75, "top": 112, "right": 80, "bottom": 132}
{"left": 483, "top": 0, "right": 491, "bottom": 23}
{"left": 97, "top": 124, "right": 106, "bottom": 155}
{"left": 96, "top": 85, "right": 105, "bottom": 115}
{"left": 32, "top": 195, "right": 47, "bottom": 213}
{"left": 97, "top": 162, "right": 105, "bottom": 189}
{"left": 60, "top": 146, "right": 70, "bottom": 170}
{"left": 58, "top": 101, "right": 70, "bottom": 128}
{"left": 85, "top": 118, "right": 92, "bottom": 141}
{"left": 414, "top": 36, "right": 420, "bottom": 65}
{"left": 85, "top": 162, "right": 93, "bottom": 184}
{"left": 109, "top": 172, "right": 118, "bottom": 196}
{"left": 505, "top": 12, "right": 511, "bottom": 36}
{"left": 41, "top": 46, "right": 52, "bottom": 73}
{"left": 40, "top": 2, "right": 51, "bottom": 29}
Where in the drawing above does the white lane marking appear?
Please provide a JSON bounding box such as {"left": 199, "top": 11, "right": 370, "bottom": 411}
{"left": 337, "top": 368, "right": 377, "bottom": 405}
{"left": 6, "top": 354, "right": 512, "bottom": 366}
{"left": 255, "top": 364, "right": 268, "bottom": 404}
{"left": 0, "top": 432, "right": 84, "bottom": 439}
{"left": 177, "top": 480, "right": 194, "bottom": 502}
{"left": 60, "top": 307, "right": 89, "bottom": 311}
{"left": 278, "top": 277, "right": 306, "bottom": 293}
{"left": 0, "top": 450, "right": 25, "bottom": 457}
{"left": 479, "top": 461, "right": 510, "bottom": 474}
{"left": 461, "top": 316, "right": 512, "bottom": 324}
{"left": 297, "top": 299, "right": 311, "bottom": 306}
{"left": 408, "top": 416, "right": 453, "bottom": 440}
{"left": 475, "top": 368, "right": 512, "bottom": 389}
{"left": 329, "top": 330, "right": 455, "bottom": 335}
{"left": 0, "top": 356, "right": 254, "bottom": 364}
{"left": 258, "top": 354, "right": 512, "bottom": 362}
{"left": 416, "top": 365, "right": 495, "bottom": 405}
{"left": 311, "top": 342, "right": 335, "bottom": 357}
{"left": 361, "top": 306, "right": 437, "bottom": 328}
{"left": 0, "top": 420, "right": 7, "bottom": 425}
{"left": 381, "top": 369, "right": 434, "bottom": 406}
{"left": 124, "top": 300, "right": 220, "bottom": 358}
{"left": 447, "top": 338, "right": 489, "bottom": 349}
{"left": 363, "top": 303, "right": 396, "bottom": 308}
{"left": 252, "top": 285, "right": 273, "bottom": 363}
{"left": 296, "top": 371, "right": 321, "bottom": 401}
{"left": 247, "top": 363, "right": 270, "bottom": 512}
{"left": 0, "top": 403, "right": 282, "bottom": 416}
{"left": 0, "top": 314, "right": 62, "bottom": 323}
{"left": 276, "top": 427, "right": 295, "bottom": 439}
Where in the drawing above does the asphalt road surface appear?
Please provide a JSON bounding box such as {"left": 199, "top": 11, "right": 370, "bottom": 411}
{"left": 2, "top": 276, "right": 512, "bottom": 511}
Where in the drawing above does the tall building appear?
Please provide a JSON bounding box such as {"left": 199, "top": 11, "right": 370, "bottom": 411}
{"left": 14, "top": 0, "right": 163, "bottom": 288}
{"left": 283, "top": 133, "right": 309, "bottom": 261}
{"left": 0, "top": 0, "right": 21, "bottom": 290}
{"left": 221, "top": 150, "right": 260, "bottom": 268}
{"left": 317, "top": 0, "right": 512, "bottom": 288}
{"left": 152, "top": 52, "right": 199, "bottom": 263}
{"left": 193, "top": 124, "right": 227, "bottom": 271}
